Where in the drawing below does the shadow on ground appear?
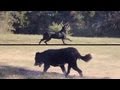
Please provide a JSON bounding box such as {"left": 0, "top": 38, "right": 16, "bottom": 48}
{"left": 0, "top": 65, "right": 110, "bottom": 79}
{"left": 0, "top": 65, "right": 40, "bottom": 79}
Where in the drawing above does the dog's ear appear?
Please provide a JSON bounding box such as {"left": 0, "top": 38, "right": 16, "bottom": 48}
{"left": 36, "top": 52, "right": 40, "bottom": 55}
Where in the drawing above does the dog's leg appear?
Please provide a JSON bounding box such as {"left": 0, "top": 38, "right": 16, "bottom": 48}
{"left": 44, "top": 41, "right": 48, "bottom": 45}
{"left": 65, "top": 65, "right": 71, "bottom": 77}
{"left": 42, "top": 64, "right": 50, "bottom": 74}
{"left": 44, "top": 38, "right": 51, "bottom": 45}
{"left": 39, "top": 39, "right": 44, "bottom": 44}
{"left": 72, "top": 65, "right": 83, "bottom": 77}
{"left": 65, "top": 38, "right": 72, "bottom": 42}
{"left": 62, "top": 39, "right": 66, "bottom": 44}
{"left": 60, "top": 65, "right": 66, "bottom": 76}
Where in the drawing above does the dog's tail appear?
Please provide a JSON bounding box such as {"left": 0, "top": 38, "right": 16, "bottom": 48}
{"left": 79, "top": 53, "right": 92, "bottom": 62}
{"left": 75, "top": 50, "right": 92, "bottom": 62}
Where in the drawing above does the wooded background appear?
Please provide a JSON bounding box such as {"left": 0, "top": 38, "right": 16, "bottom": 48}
{"left": 0, "top": 11, "right": 120, "bottom": 37}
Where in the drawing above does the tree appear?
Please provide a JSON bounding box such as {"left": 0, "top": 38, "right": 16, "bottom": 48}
{"left": 1, "top": 11, "right": 120, "bottom": 37}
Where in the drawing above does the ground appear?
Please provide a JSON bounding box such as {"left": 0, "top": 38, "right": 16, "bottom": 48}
{"left": 0, "top": 34, "right": 120, "bottom": 79}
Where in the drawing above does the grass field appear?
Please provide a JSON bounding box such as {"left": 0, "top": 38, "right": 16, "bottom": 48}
{"left": 0, "top": 34, "right": 120, "bottom": 79}
{"left": 0, "top": 34, "right": 120, "bottom": 44}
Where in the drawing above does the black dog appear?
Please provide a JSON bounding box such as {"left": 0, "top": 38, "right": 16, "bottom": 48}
{"left": 34, "top": 47, "right": 92, "bottom": 77}
{"left": 39, "top": 23, "right": 72, "bottom": 44}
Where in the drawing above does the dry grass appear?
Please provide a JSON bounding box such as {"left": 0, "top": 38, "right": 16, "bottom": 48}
{"left": 0, "top": 45, "right": 120, "bottom": 79}
{"left": 0, "top": 34, "right": 120, "bottom": 79}
{"left": 0, "top": 34, "right": 120, "bottom": 44}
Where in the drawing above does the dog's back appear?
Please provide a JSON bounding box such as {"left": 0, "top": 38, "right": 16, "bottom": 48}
{"left": 39, "top": 47, "right": 81, "bottom": 64}
{"left": 34, "top": 47, "right": 92, "bottom": 77}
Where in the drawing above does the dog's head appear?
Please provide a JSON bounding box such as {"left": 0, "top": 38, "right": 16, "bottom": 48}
{"left": 34, "top": 52, "right": 43, "bottom": 67}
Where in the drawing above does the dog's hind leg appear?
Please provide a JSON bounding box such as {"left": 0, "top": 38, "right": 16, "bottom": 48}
{"left": 62, "top": 39, "right": 66, "bottom": 44}
{"left": 65, "top": 38, "right": 72, "bottom": 42}
{"left": 72, "top": 64, "right": 83, "bottom": 77}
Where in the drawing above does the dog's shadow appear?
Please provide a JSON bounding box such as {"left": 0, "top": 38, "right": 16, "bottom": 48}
{"left": 0, "top": 65, "right": 110, "bottom": 79}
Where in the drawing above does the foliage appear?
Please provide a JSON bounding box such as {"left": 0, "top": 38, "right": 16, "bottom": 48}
{"left": 49, "top": 22, "right": 63, "bottom": 32}
{"left": 0, "top": 11, "right": 120, "bottom": 37}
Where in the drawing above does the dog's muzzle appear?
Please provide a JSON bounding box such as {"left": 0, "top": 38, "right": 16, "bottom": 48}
{"left": 34, "top": 63, "right": 42, "bottom": 67}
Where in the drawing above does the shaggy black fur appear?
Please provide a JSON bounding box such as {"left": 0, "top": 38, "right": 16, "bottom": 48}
{"left": 39, "top": 23, "right": 72, "bottom": 44}
{"left": 34, "top": 47, "right": 92, "bottom": 77}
